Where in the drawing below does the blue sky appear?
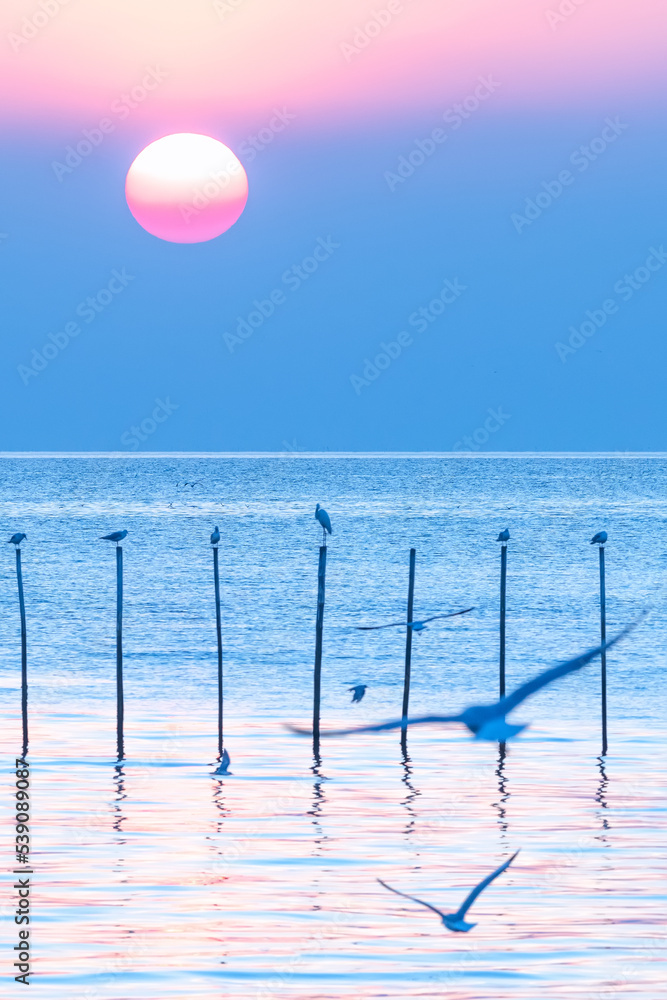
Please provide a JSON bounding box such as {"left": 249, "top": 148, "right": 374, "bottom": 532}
{"left": 2, "top": 2, "right": 666, "bottom": 451}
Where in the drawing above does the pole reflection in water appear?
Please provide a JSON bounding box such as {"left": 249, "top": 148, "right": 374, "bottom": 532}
{"left": 112, "top": 762, "right": 127, "bottom": 836}
{"left": 211, "top": 776, "right": 229, "bottom": 835}
{"left": 595, "top": 755, "right": 611, "bottom": 843}
{"left": 400, "top": 740, "right": 421, "bottom": 840}
{"left": 308, "top": 749, "right": 328, "bottom": 856}
{"left": 493, "top": 743, "right": 510, "bottom": 837}
{"left": 208, "top": 773, "right": 230, "bottom": 943}
{"left": 111, "top": 763, "right": 128, "bottom": 885}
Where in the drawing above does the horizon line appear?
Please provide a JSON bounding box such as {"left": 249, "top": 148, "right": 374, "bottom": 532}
{"left": 1, "top": 451, "right": 666, "bottom": 459}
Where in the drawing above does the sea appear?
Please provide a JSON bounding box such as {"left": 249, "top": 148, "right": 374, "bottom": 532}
{"left": 0, "top": 455, "right": 665, "bottom": 999}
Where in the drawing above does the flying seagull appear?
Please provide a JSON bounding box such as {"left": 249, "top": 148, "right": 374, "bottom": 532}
{"left": 591, "top": 530, "right": 608, "bottom": 545}
{"left": 315, "top": 503, "right": 333, "bottom": 545}
{"left": 100, "top": 530, "right": 128, "bottom": 545}
{"left": 356, "top": 607, "right": 474, "bottom": 632}
{"left": 7, "top": 533, "right": 27, "bottom": 546}
{"left": 214, "top": 748, "right": 231, "bottom": 775}
{"left": 497, "top": 528, "right": 510, "bottom": 542}
{"left": 210, "top": 526, "right": 221, "bottom": 546}
{"left": 287, "top": 619, "right": 640, "bottom": 742}
{"left": 378, "top": 850, "right": 519, "bottom": 932}
{"left": 348, "top": 684, "right": 367, "bottom": 703}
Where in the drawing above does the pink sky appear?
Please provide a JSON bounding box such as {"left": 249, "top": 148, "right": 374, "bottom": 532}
{"left": 2, "top": 0, "right": 666, "bottom": 127}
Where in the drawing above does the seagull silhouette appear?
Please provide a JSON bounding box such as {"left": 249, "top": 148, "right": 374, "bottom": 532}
{"left": 348, "top": 684, "right": 367, "bottom": 703}
{"left": 100, "top": 530, "right": 128, "bottom": 545}
{"left": 214, "top": 748, "right": 231, "bottom": 774}
{"left": 591, "top": 530, "right": 608, "bottom": 545}
{"left": 315, "top": 503, "right": 332, "bottom": 545}
{"left": 7, "top": 533, "right": 27, "bottom": 546}
{"left": 210, "top": 526, "right": 220, "bottom": 546}
{"left": 356, "top": 607, "right": 474, "bottom": 632}
{"left": 378, "top": 850, "right": 519, "bottom": 932}
{"left": 497, "top": 528, "right": 510, "bottom": 542}
{"left": 287, "top": 619, "right": 641, "bottom": 742}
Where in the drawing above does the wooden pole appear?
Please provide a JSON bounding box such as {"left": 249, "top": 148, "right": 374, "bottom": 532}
{"left": 213, "top": 545, "right": 224, "bottom": 758}
{"left": 116, "top": 545, "right": 124, "bottom": 760}
{"left": 401, "top": 548, "right": 416, "bottom": 737}
{"left": 499, "top": 543, "right": 507, "bottom": 698}
{"left": 16, "top": 547, "right": 28, "bottom": 756}
{"left": 599, "top": 544, "right": 607, "bottom": 755}
{"left": 312, "top": 545, "right": 327, "bottom": 749}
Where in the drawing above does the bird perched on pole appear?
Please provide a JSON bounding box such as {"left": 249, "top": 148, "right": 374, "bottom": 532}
{"left": 497, "top": 528, "right": 510, "bottom": 543}
{"left": 591, "top": 530, "right": 607, "bottom": 545}
{"left": 100, "top": 530, "right": 128, "bottom": 546}
{"left": 210, "top": 526, "right": 221, "bottom": 546}
{"left": 7, "top": 533, "right": 27, "bottom": 547}
{"left": 315, "top": 504, "right": 332, "bottom": 545}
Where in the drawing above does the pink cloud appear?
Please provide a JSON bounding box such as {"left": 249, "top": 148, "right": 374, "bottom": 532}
{"left": 1, "top": 0, "right": 664, "bottom": 127}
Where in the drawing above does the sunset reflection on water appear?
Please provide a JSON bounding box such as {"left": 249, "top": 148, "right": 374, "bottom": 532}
{"left": 4, "top": 710, "right": 664, "bottom": 999}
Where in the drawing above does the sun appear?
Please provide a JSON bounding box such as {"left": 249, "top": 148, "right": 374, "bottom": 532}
{"left": 125, "top": 133, "right": 248, "bottom": 244}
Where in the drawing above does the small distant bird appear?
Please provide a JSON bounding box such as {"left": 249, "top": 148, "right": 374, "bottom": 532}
{"left": 315, "top": 503, "right": 333, "bottom": 544}
{"left": 100, "top": 530, "right": 128, "bottom": 545}
{"left": 214, "top": 748, "right": 231, "bottom": 774}
{"left": 378, "top": 850, "right": 519, "bottom": 933}
{"left": 348, "top": 684, "right": 367, "bottom": 703}
{"left": 210, "top": 526, "right": 220, "bottom": 546}
{"left": 591, "top": 530, "right": 608, "bottom": 545}
{"left": 7, "top": 533, "right": 27, "bottom": 546}
{"left": 497, "top": 528, "right": 510, "bottom": 542}
{"left": 288, "top": 618, "right": 641, "bottom": 742}
{"left": 356, "top": 607, "right": 474, "bottom": 632}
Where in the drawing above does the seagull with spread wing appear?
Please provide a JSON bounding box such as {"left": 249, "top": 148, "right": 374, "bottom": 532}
{"left": 287, "top": 619, "right": 640, "bottom": 742}
{"left": 378, "top": 850, "right": 519, "bottom": 932}
{"left": 356, "top": 607, "right": 475, "bottom": 632}
{"left": 348, "top": 684, "right": 367, "bottom": 703}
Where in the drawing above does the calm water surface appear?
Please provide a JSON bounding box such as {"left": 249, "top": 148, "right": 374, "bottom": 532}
{"left": 1, "top": 456, "right": 665, "bottom": 998}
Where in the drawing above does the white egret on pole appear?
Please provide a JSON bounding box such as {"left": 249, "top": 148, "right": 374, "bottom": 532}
{"left": 315, "top": 504, "right": 332, "bottom": 546}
